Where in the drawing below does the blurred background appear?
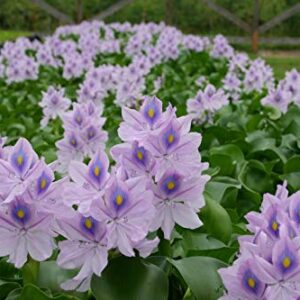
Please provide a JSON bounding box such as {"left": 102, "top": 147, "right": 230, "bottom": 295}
{"left": 0, "top": 0, "right": 300, "bottom": 77}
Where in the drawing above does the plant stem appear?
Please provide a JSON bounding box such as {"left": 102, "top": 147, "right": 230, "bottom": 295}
{"left": 22, "top": 257, "right": 40, "bottom": 286}
{"left": 157, "top": 229, "right": 172, "bottom": 257}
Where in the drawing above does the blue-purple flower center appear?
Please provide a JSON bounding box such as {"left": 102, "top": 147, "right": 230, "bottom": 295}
{"left": 163, "top": 127, "right": 178, "bottom": 150}
{"left": 268, "top": 215, "right": 279, "bottom": 237}
{"left": 37, "top": 172, "right": 51, "bottom": 194}
{"left": 12, "top": 149, "right": 27, "bottom": 173}
{"left": 277, "top": 248, "right": 296, "bottom": 274}
{"left": 12, "top": 204, "right": 30, "bottom": 225}
{"left": 89, "top": 158, "right": 103, "bottom": 184}
{"left": 143, "top": 102, "right": 160, "bottom": 125}
{"left": 162, "top": 174, "right": 181, "bottom": 195}
{"left": 242, "top": 270, "right": 261, "bottom": 295}
{"left": 80, "top": 216, "right": 97, "bottom": 235}
{"left": 133, "top": 146, "right": 147, "bottom": 166}
{"left": 111, "top": 187, "right": 128, "bottom": 210}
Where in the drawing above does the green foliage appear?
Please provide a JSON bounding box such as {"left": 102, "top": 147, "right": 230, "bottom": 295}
{"left": 91, "top": 257, "right": 169, "bottom": 300}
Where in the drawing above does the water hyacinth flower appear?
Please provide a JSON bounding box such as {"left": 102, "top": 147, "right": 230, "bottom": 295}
{"left": 150, "top": 170, "right": 208, "bottom": 239}
{"left": 219, "top": 257, "right": 267, "bottom": 300}
{"left": 279, "top": 69, "right": 300, "bottom": 107}
{"left": 110, "top": 141, "right": 156, "bottom": 180}
{"left": 56, "top": 102, "right": 108, "bottom": 173}
{"left": 114, "top": 95, "right": 209, "bottom": 240}
{"left": 118, "top": 96, "right": 175, "bottom": 143}
{"left": 0, "top": 138, "right": 39, "bottom": 203}
{"left": 91, "top": 176, "right": 155, "bottom": 257}
{"left": 23, "top": 159, "right": 73, "bottom": 218}
{"left": 39, "top": 86, "right": 71, "bottom": 127}
{"left": 261, "top": 88, "right": 291, "bottom": 114}
{"left": 219, "top": 183, "right": 300, "bottom": 300}
{"left": 187, "top": 84, "right": 229, "bottom": 123}
{"left": 55, "top": 132, "right": 85, "bottom": 173}
{"left": 254, "top": 231, "right": 300, "bottom": 299}
{"left": 56, "top": 213, "right": 108, "bottom": 291}
{"left": 0, "top": 195, "right": 55, "bottom": 268}
{"left": 63, "top": 150, "right": 110, "bottom": 214}
{"left": 143, "top": 114, "right": 206, "bottom": 181}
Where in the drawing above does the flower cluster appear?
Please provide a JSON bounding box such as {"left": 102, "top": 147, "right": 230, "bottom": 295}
{"left": 262, "top": 69, "right": 300, "bottom": 113}
{"left": 56, "top": 95, "right": 208, "bottom": 290}
{"left": 113, "top": 96, "right": 210, "bottom": 238}
{"left": 219, "top": 182, "right": 300, "bottom": 300}
{"left": 0, "top": 21, "right": 279, "bottom": 117}
{"left": 40, "top": 86, "right": 71, "bottom": 127}
{"left": 187, "top": 84, "right": 229, "bottom": 124}
{"left": 55, "top": 101, "right": 108, "bottom": 173}
{"left": 0, "top": 138, "right": 71, "bottom": 268}
{"left": 0, "top": 96, "right": 208, "bottom": 292}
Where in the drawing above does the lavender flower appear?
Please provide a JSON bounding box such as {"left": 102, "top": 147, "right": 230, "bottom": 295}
{"left": 39, "top": 86, "right": 71, "bottom": 127}
{"left": 219, "top": 183, "right": 300, "bottom": 299}
{"left": 150, "top": 170, "right": 208, "bottom": 239}
{"left": 91, "top": 176, "right": 155, "bottom": 257}
{"left": 56, "top": 213, "right": 108, "bottom": 291}
{"left": 187, "top": 84, "right": 229, "bottom": 123}
{"left": 0, "top": 195, "right": 55, "bottom": 268}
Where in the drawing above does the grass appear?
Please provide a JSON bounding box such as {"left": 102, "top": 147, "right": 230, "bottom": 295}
{"left": 247, "top": 51, "right": 300, "bottom": 79}
{"left": 263, "top": 56, "right": 300, "bottom": 79}
{"left": 0, "top": 30, "right": 31, "bottom": 42}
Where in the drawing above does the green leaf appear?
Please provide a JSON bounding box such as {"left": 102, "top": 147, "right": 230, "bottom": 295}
{"left": 205, "top": 176, "right": 241, "bottom": 203}
{"left": 0, "top": 258, "right": 19, "bottom": 279}
{"left": 200, "top": 195, "right": 232, "bottom": 243}
{"left": 238, "top": 160, "right": 274, "bottom": 194}
{"left": 181, "top": 232, "right": 225, "bottom": 252}
{"left": 264, "top": 105, "right": 281, "bottom": 120}
{"left": 170, "top": 257, "right": 226, "bottom": 300}
{"left": 6, "top": 284, "right": 78, "bottom": 300}
{"left": 91, "top": 257, "right": 169, "bottom": 300}
{"left": 281, "top": 156, "right": 300, "bottom": 191}
{"left": 0, "top": 280, "right": 21, "bottom": 300}
{"left": 37, "top": 261, "right": 78, "bottom": 293}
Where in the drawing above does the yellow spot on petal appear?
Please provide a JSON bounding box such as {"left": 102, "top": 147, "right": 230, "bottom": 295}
{"left": 148, "top": 108, "right": 155, "bottom": 118}
{"left": 94, "top": 166, "right": 100, "bottom": 177}
{"left": 167, "top": 181, "right": 175, "bottom": 190}
{"left": 272, "top": 221, "right": 278, "bottom": 232}
{"left": 283, "top": 256, "right": 291, "bottom": 269}
{"left": 168, "top": 134, "right": 174, "bottom": 144}
{"left": 84, "top": 218, "right": 93, "bottom": 229}
{"left": 40, "top": 179, "right": 47, "bottom": 189}
{"left": 247, "top": 277, "right": 256, "bottom": 289}
{"left": 116, "top": 194, "right": 123, "bottom": 206}
{"left": 137, "top": 151, "right": 143, "bottom": 160}
{"left": 71, "top": 139, "right": 76, "bottom": 145}
{"left": 76, "top": 116, "right": 82, "bottom": 123}
{"left": 17, "top": 209, "right": 25, "bottom": 219}
{"left": 17, "top": 155, "right": 23, "bottom": 166}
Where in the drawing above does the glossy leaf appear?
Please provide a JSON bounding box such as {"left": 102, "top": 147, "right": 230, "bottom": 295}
{"left": 170, "top": 257, "right": 226, "bottom": 300}
{"left": 91, "top": 257, "right": 169, "bottom": 300}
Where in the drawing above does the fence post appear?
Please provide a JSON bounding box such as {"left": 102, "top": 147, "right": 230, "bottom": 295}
{"left": 76, "top": 0, "right": 83, "bottom": 24}
{"left": 252, "top": 0, "right": 260, "bottom": 52}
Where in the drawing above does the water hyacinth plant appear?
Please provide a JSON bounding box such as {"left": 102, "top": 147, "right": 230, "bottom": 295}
{"left": 0, "top": 19, "right": 300, "bottom": 300}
